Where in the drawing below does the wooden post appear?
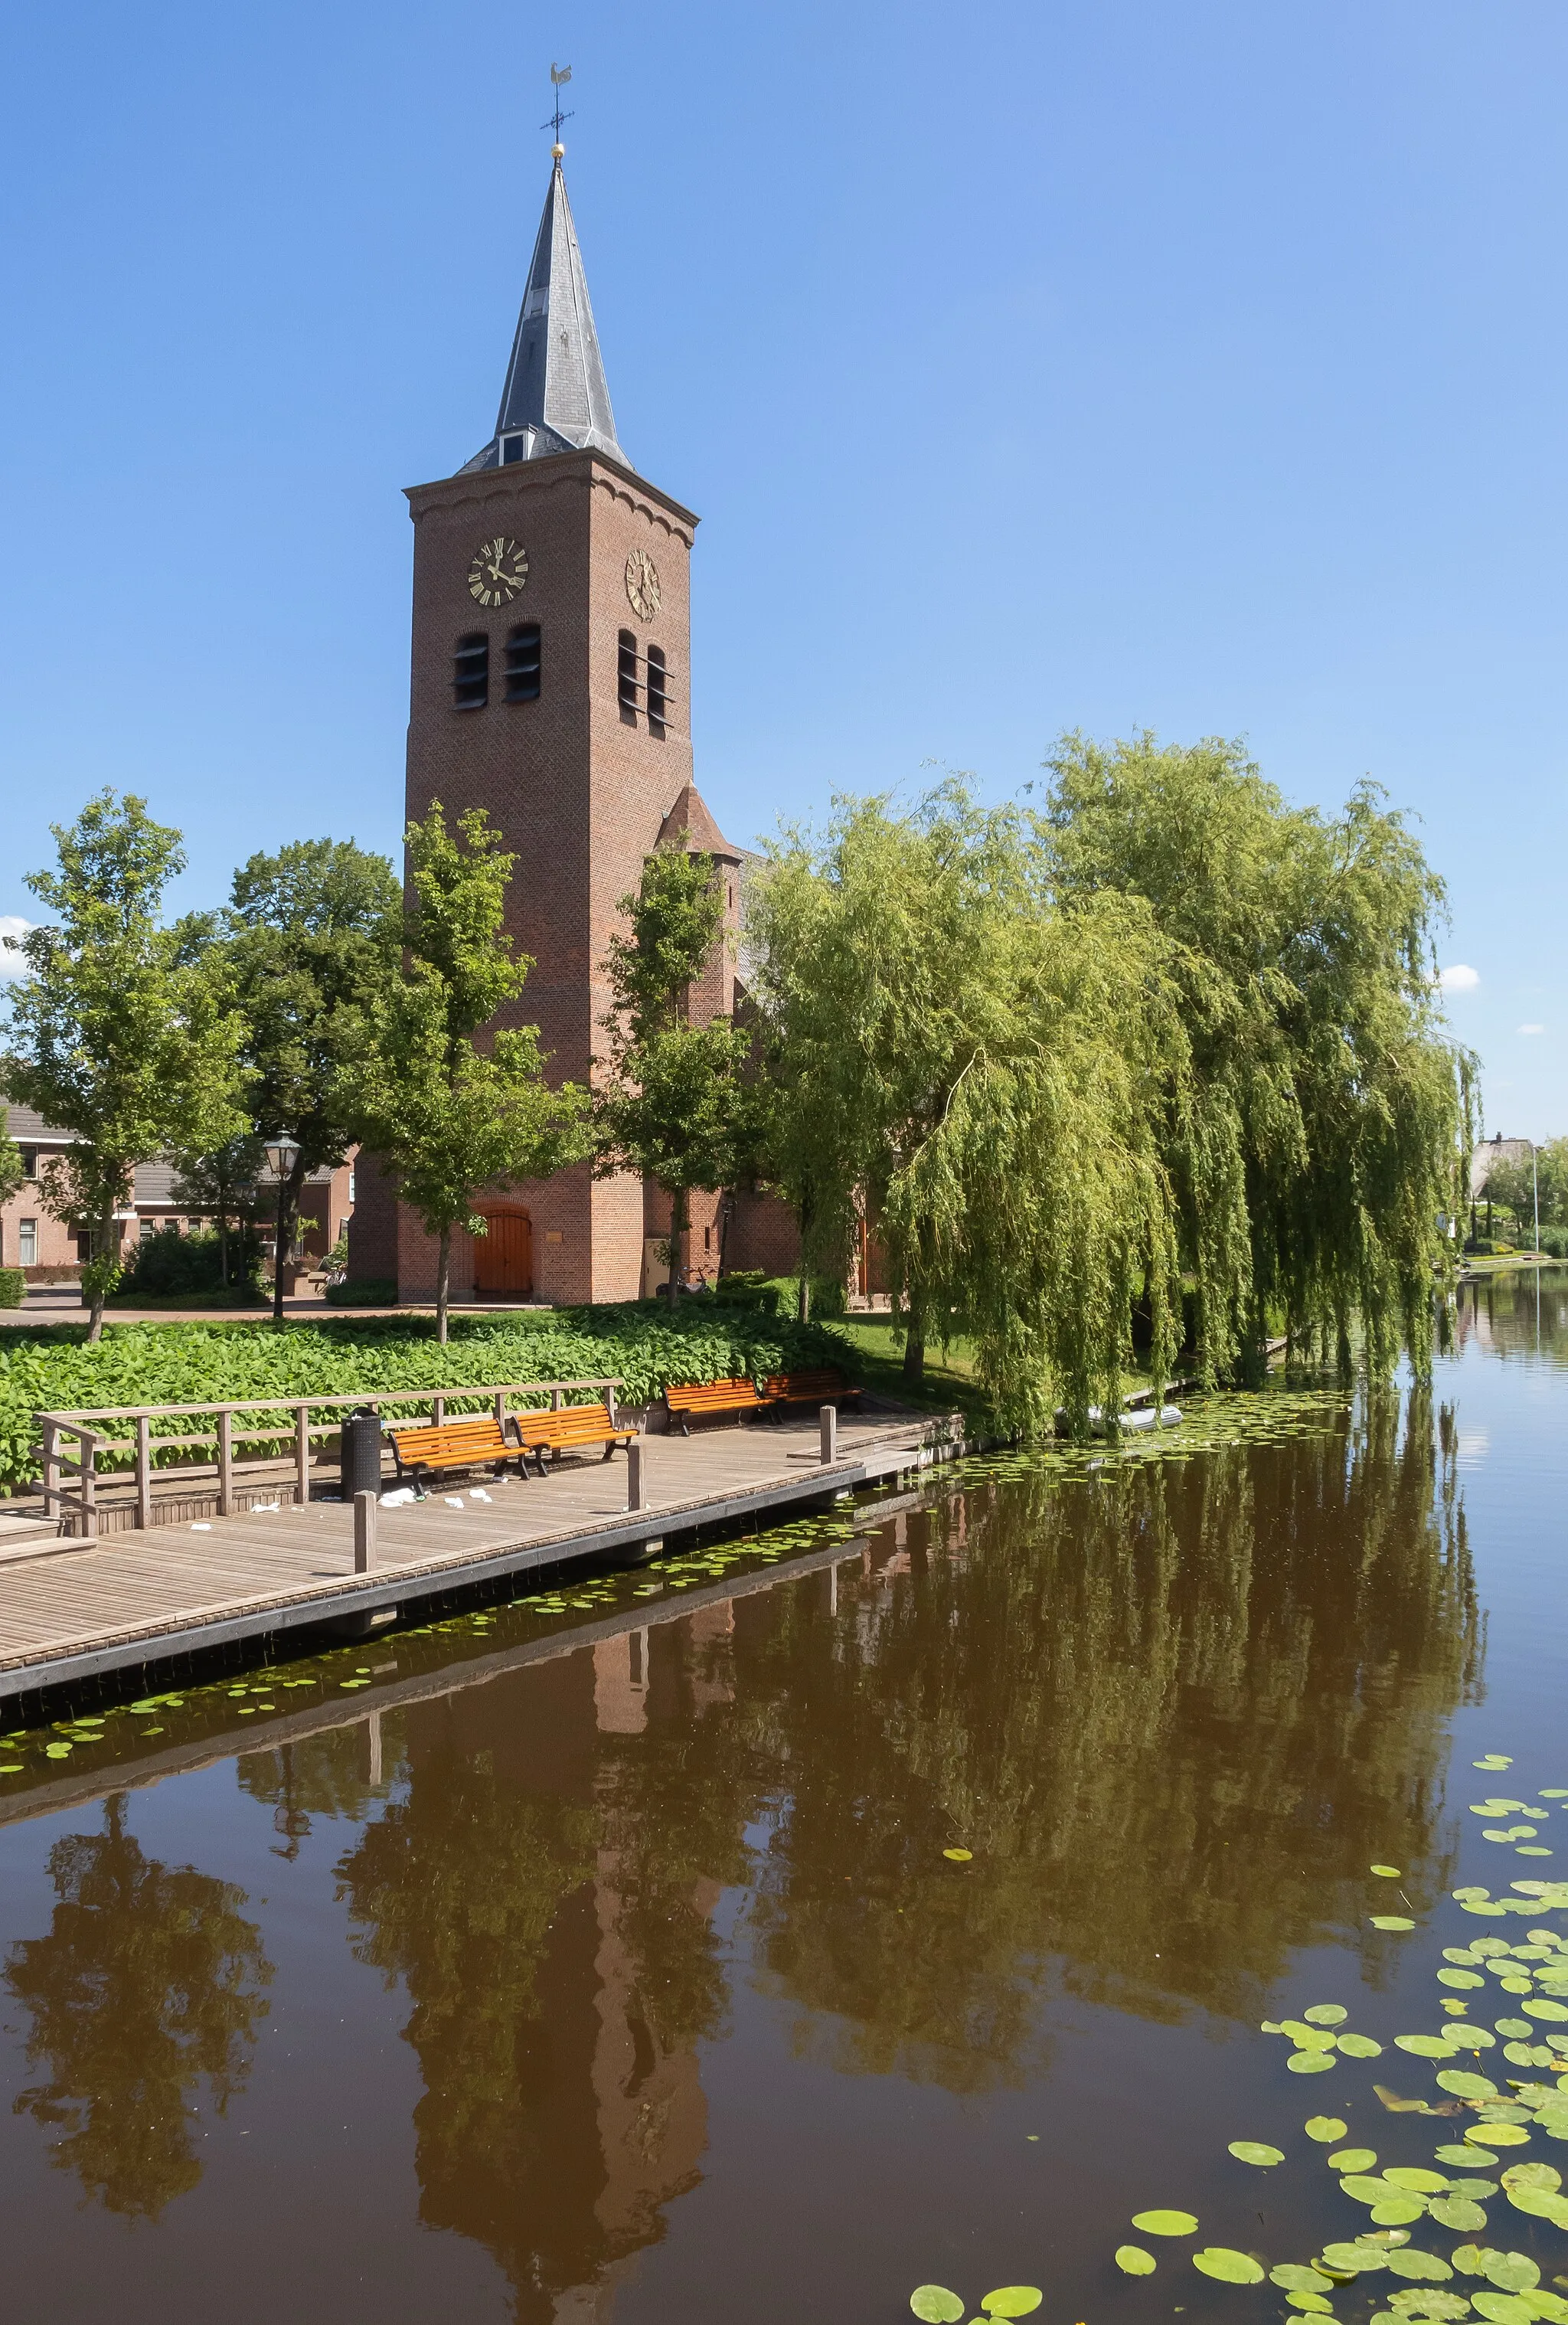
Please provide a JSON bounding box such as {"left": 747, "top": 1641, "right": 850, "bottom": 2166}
{"left": 136, "top": 1415, "right": 152, "bottom": 1531}
{"left": 551, "top": 1386, "right": 564, "bottom": 1411}
{"left": 627, "top": 1440, "right": 645, "bottom": 1512}
{"left": 217, "top": 1409, "right": 234, "bottom": 1515}
{"left": 80, "top": 1432, "right": 97, "bottom": 1541}
{"left": 433, "top": 1395, "right": 446, "bottom": 1426}
{"left": 819, "top": 1403, "right": 838, "bottom": 1465}
{"left": 41, "top": 1418, "right": 58, "bottom": 1526}
{"left": 493, "top": 1391, "right": 507, "bottom": 1425}
{"left": 354, "top": 1489, "right": 377, "bottom": 1573}
{"left": 295, "top": 1403, "right": 311, "bottom": 1506}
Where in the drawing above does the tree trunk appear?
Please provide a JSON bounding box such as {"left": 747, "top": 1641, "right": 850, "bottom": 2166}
{"left": 436, "top": 1224, "right": 451, "bottom": 1345}
{"left": 902, "top": 1326, "right": 925, "bottom": 1388}
{"left": 84, "top": 1198, "right": 115, "bottom": 1344}
{"left": 667, "top": 1189, "right": 689, "bottom": 1306}
{"left": 797, "top": 1275, "right": 811, "bottom": 1322}
{"left": 272, "top": 1153, "right": 309, "bottom": 1326}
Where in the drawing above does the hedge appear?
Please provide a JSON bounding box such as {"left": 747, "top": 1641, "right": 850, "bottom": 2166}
{"left": 0, "top": 1304, "right": 854, "bottom": 1496}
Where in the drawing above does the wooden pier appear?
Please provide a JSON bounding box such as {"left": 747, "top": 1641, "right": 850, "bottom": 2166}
{"left": 0, "top": 1408, "right": 957, "bottom": 1702}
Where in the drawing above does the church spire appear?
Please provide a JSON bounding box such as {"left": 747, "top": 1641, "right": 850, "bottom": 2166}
{"left": 459, "top": 157, "right": 629, "bottom": 476}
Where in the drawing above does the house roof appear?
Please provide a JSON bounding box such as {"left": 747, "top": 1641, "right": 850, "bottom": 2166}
{"left": 1, "top": 1099, "right": 79, "bottom": 1145}
{"left": 1470, "top": 1136, "right": 1536, "bottom": 1201}
{"left": 656, "top": 783, "right": 742, "bottom": 862}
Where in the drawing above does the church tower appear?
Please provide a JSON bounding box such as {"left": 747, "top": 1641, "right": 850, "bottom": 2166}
{"left": 379, "top": 148, "right": 730, "bottom": 1306}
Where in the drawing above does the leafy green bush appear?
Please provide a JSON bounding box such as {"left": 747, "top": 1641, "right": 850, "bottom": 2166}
{"left": 1538, "top": 1225, "right": 1568, "bottom": 1261}
{"left": 0, "top": 1306, "right": 855, "bottom": 1493}
{"left": 0, "top": 1269, "right": 24, "bottom": 1310}
{"left": 109, "top": 1225, "right": 264, "bottom": 1302}
{"left": 325, "top": 1278, "right": 400, "bottom": 1306}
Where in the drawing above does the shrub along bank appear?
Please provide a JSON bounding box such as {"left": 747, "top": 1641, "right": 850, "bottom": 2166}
{"left": 0, "top": 1304, "right": 854, "bottom": 1496}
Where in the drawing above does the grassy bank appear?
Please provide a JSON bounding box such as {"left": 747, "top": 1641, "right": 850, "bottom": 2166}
{"left": 0, "top": 1303, "right": 854, "bottom": 1496}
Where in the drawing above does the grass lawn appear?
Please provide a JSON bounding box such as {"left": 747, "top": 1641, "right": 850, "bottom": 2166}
{"left": 831, "top": 1311, "right": 1171, "bottom": 1421}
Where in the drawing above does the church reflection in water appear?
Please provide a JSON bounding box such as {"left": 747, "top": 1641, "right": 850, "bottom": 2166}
{"left": 1, "top": 1385, "right": 1481, "bottom": 2321}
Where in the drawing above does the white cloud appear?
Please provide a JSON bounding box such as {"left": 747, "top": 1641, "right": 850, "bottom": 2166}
{"left": 1518, "top": 1022, "right": 1546, "bottom": 1036}
{"left": 0, "top": 917, "right": 33, "bottom": 978}
{"left": 1439, "top": 963, "right": 1480, "bottom": 992}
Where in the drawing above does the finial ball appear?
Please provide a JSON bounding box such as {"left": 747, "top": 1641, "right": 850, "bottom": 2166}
{"left": 551, "top": 142, "right": 565, "bottom": 159}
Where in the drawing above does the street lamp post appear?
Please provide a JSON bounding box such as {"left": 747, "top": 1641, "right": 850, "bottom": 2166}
{"left": 263, "top": 1135, "right": 300, "bottom": 1326}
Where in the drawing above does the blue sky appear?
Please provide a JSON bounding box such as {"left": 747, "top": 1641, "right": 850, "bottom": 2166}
{"left": 1, "top": 0, "right": 1563, "bottom": 1130}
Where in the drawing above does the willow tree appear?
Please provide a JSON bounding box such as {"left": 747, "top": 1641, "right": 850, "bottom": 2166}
{"left": 1044, "top": 734, "right": 1474, "bottom": 1382}
{"left": 746, "top": 783, "right": 1197, "bottom": 1434}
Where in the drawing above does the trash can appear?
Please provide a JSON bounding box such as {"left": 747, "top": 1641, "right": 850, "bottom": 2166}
{"left": 340, "top": 1407, "right": 384, "bottom": 1501}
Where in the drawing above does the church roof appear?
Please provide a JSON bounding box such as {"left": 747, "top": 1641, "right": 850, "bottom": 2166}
{"left": 459, "top": 159, "right": 629, "bottom": 476}
{"left": 657, "top": 784, "right": 741, "bottom": 862}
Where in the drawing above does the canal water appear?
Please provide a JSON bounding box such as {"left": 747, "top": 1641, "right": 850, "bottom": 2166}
{"left": 1, "top": 1274, "right": 1566, "bottom": 2325}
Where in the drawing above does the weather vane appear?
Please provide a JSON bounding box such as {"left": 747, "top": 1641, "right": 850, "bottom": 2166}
{"left": 541, "top": 63, "right": 573, "bottom": 157}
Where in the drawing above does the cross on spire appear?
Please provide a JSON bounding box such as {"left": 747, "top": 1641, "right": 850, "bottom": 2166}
{"left": 541, "top": 62, "right": 573, "bottom": 156}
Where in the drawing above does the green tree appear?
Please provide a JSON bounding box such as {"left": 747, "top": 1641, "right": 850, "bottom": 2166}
{"left": 1, "top": 792, "right": 245, "bottom": 1339}
{"left": 747, "top": 783, "right": 1191, "bottom": 1431}
{"left": 3, "top": 1796, "right": 272, "bottom": 2219}
{"left": 1477, "top": 1151, "right": 1540, "bottom": 1245}
{"left": 224, "top": 837, "right": 401, "bottom": 1323}
{"left": 169, "top": 1131, "right": 266, "bottom": 1284}
{"left": 596, "top": 846, "right": 763, "bottom": 1303}
{"left": 348, "top": 803, "right": 588, "bottom": 1342}
{"left": 1044, "top": 733, "right": 1474, "bottom": 1382}
{"left": 0, "top": 1104, "right": 23, "bottom": 1214}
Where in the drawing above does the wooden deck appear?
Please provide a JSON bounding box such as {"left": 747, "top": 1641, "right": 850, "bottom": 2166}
{"left": 0, "top": 1410, "right": 957, "bottom": 1701}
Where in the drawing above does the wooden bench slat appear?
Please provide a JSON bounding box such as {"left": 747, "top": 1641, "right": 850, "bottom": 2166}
{"left": 511, "top": 1402, "right": 637, "bottom": 1473}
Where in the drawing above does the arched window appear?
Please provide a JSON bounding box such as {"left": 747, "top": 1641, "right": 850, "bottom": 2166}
{"left": 453, "top": 633, "right": 488, "bottom": 711}
{"left": 505, "top": 623, "right": 541, "bottom": 702}
{"left": 618, "top": 629, "right": 640, "bottom": 717}
{"left": 645, "top": 645, "right": 668, "bottom": 737}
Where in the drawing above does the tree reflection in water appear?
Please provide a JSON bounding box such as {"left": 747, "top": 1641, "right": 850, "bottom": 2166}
{"left": 327, "top": 1382, "right": 1480, "bottom": 2314}
{"left": 3, "top": 1794, "right": 272, "bottom": 2219}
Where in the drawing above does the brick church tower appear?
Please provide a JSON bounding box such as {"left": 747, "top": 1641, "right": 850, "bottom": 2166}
{"left": 350, "top": 147, "right": 746, "bottom": 1306}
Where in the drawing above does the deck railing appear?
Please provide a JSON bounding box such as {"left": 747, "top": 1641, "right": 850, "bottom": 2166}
{"left": 32, "top": 1378, "right": 626, "bottom": 1539}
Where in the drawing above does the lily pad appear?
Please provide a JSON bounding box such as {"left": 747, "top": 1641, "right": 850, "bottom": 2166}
{"left": 1500, "top": 2163, "right": 1560, "bottom": 2192}
{"left": 1439, "top": 2072, "right": 1500, "bottom": 2100}
{"left": 1387, "top": 2253, "right": 1453, "bottom": 2282}
{"left": 1306, "top": 2004, "right": 1351, "bottom": 2025}
{"left": 1372, "top": 1866, "right": 1404, "bottom": 1877}
{"left": 1399, "top": 2036, "right": 1459, "bottom": 2057}
{"left": 1132, "top": 2209, "right": 1198, "bottom": 2235}
{"left": 1285, "top": 2295, "right": 1335, "bottom": 2315}
{"left": 981, "top": 2292, "right": 1042, "bottom": 2317}
{"left": 1116, "top": 2247, "right": 1157, "bottom": 2276}
{"left": 1374, "top": 1918, "right": 1419, "bottom": 1932}
{"left": 1373, "top": 2200, "right": 1430, "bottom": 2225}
{"left": 1429, "top": 2198, "right": 1488, "bottom": 2232}
{"left": 910, "top": 2291, "right": 965, "bottom": 2323}
{"left": 1290, "top": 2052, "right": 1337, "bottom": 2072}
{"left": 1306, "top": 2117, "right": 1349, "bottom": 2142}
{"left": 1229, "top": 2141, "right": 1284, "bottom": 2166}
{"left": 1194, "top": 2249, "right": 1266, "bottom": 2284}
{"left": 1344, "top": 2176, "right": 1403, "bottom": 2203}
{"left": 1274, "top": 2267, "right": 1338, "bottom": 2294}
{"left": 1482, "top": 2255, "right": 1540, "bottom": 2294}
{"left": 1340, "top": 2034, "right": 1387, "bottom": 2057}
{"left": 1329, "top": 2149, "right": 1380, "bottom": 2171}
{"left": 942, "top": 1848, "right": 972, "bottom": 1862}
{"left": 1524, "top": 1999, "right": 1568, "bottom": 2020}
{"left": 1321, "top": 2244, "right": 1387, "bottom": 2272}
{"left": 1441, "top": 1970, "right": 1488, "bottom": 1990}
{"left": 1384, "top": 2169, "right": 1449, "bottom": 2192}
{"left": 1507, "top": 2185, "right": 1568, "bottom": 2226}
{"left": 1472, "top": 2124, "right": 1529, "bottom": 2147}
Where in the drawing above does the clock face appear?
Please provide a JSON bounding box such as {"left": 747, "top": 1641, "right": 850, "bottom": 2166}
{"left": 625, "top": 548, "right": 662, "bottom": 623}
{"left": 468, "top": 537, "right": 528, "bottom": 607}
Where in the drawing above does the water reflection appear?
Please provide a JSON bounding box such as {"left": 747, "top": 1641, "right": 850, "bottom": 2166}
{"left": 1453, "top": 1264, "right": 1568, "bottom": 1364}
{"left": 3, "top": 1796, "right": 272, "bottom": 2218}
{"left": 315, "top": 1384, "right": 1481, "bottom": 2313}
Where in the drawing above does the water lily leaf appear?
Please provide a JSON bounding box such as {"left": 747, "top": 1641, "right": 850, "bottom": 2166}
{"left": 1449, "top": 2247, "right": 1494, "bottom": 2278}
{"left": 1329, "top": 2149, "right": 1380, "bottom": 2171}
{"left": 1521, "top": 2295, "right": 1568, "bottom": 2325}
{"left": 1283, "top": 2022, "right": 1338, "bottom": 2048}
{"left": 1524, "top": 1999, "right": 1568, "bottom": 2020}
{"left": 1496, "top": 2021, "right": 1534, "bottom": 2039}
{"left": 1507, "top": 2186, "right": 1568, "bottom": 2226}
{"left": 1132, "top": 2209, "right": 1198, "bottom": 2235}
{"left": 1399, "top": 2036, "right": 1459, "bottom": 2057}
{"left": 1273, "top": 2267, "right": 1337, "bottom": 2293}
{"left": 1372, "top": 1866, "right": 1404, "bottom": 1877}
{"left": 910, "top": 2291, "right": 965, "bottom": 2323}
{"left": 1116, "top": 2247, "right": 1157, "bottom": 2276}
{"left": 1472, "top": 2125, "right": 1529, "bottom": 2147}
{"left": 981, "top": 2291, "right": 1042, "bottom": 2317}
{"left": 1306, "top": 2005, "right": 1351, "bottom": 2025}
{"left": 1387, "top": 2294, "right": 1472, "bottom": 2320}
{"left": 1321, "top": 2244, "right": 1387, "bottom": 2272}
{"left": 1374, "top": 1918, "right": 1419, "bottom": 1932}
{"left": 1437, "top": 2146, "right": 1489, "bottom": 2165}
{"left": 1474, "top": 1758, "right": 1514, "bottom": 1769}
{"left": 1306, "top": 2117, "right": 1349, "bottom": 2142}
{"left": 1228, "top": 2141, "right": 1284, "bottom": 2166}
{"left": 1285, "top": 2294, "right": 1335, "bottom": 2314}
{"left": 942, "top": 1848, "right": 972, "bottom": 1862}
{"left": 1339, "top": 2033, "right": 1386, "bottom": 2057}
{"left": 1441, "top": 1970, "right": 1488, "bottom": 1989}
{"left": 1372, "top": 2200, "right": 1430, "bottom": 2226}
{"left": 1500, "top": 2162, "right": 1560, "bottom": 2192}
{"left": 1429, "top": 2198, "right": 1488, "bottom": 2232}
{"left": 1384, "top": 2169, "right": 1449, "bottom": 2192}
{"left": 1290, "top": 2052, "right": 1337, "bottom": 2072}
{"left": 1446, "top": 2026, "right": 1497, "bottom": 2049}
{"left": 1445, "top": 2178, "right": 1498, "bottom": 2198}
{"left": 1387, "top": 2253, "right": 1454, "bottom": 2282}
{"left": 1439, "top": 2072, "right": 1500, "bottom": 2099}
{"left": 1194, "top": 2249, "right": 1266, "bottom": 2284}
{"left": 1482, "top": 2255, "right": 1540, "bottom": 2294}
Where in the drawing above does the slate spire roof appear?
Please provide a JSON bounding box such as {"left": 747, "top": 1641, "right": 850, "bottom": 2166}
{"left": 459, "top": 159, "right": 629, "bottom": 476}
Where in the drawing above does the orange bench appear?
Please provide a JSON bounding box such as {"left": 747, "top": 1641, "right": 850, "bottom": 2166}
{"left": 388, "top": 1417, "right": 521, "bottom": 1486}
{"left": 763, "top": 1367, "right": 861, "bottom": 1413}
{"left": 665, "top": 1377, "right": 767, "bottom": 1434}
{"left": 511, "top": 1401, "right": 638, "bottom": 1475}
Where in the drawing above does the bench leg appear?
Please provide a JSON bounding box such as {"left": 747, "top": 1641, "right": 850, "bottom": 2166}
{"left": 602, "top": 1442, "right": 614, "bottom": 1462}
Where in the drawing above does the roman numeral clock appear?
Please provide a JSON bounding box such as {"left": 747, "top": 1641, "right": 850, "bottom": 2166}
{"left": 468, "top": 536, "right": 529, "bottom": 608}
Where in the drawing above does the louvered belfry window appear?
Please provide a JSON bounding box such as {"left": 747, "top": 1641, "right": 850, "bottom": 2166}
{"left": 645, "top": 645, "right": 668, "bottom": 736}
{"left": 453, "top": 633, "right": 488, "bottom": 711}
{"left": 505, "top": 623, "right": 541, "bottom": 702}
{"left": 618, "top": 629, "right": 640, "bottom": 715}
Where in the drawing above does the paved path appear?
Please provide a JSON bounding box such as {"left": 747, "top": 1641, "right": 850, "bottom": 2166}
{"left": 0, "top": 1411, "right": 951, "bottom": 1700}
